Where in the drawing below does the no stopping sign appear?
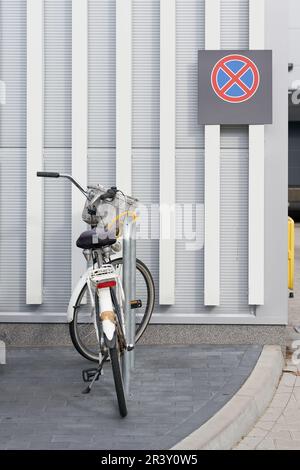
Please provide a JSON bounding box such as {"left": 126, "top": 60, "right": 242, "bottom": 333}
{"left": 198, "top": 50, "right": 272, "bottom": 125}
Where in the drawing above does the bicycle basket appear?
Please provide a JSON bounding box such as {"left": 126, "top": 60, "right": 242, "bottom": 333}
{"left": 82, "top": 185, "right": 138, "bottom": 230}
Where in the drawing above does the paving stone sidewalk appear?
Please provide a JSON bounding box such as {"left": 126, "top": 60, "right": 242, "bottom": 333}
{"left": 234, "top": 357, "right": 300, "bottom": 450}
{"left": 0, "top": 345, "right": 261, "bottom": 450}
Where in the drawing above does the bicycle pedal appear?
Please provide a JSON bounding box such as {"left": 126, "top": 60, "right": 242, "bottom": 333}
{"left": 130, "top": 299, "right": 142, "bottom": 309}
{"left": 82, "top": 368, "right": 101, "bottom": 383}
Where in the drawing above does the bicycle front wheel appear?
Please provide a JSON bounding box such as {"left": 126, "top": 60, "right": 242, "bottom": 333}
{"left": 69, "top": 258, "right": 155, "bottom": 362}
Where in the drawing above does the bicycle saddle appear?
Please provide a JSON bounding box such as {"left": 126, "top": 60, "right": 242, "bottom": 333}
{"left": 76, "top": 228, "right": 116, "bottom": 250}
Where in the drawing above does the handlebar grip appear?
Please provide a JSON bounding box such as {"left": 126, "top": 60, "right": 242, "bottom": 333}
{"left": 37, "top": 172, "right": 60, "bottom": 178}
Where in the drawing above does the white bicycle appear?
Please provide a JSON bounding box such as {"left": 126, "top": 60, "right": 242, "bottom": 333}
{"left": 37, "top": 172, "right": 155, "bottom": 417}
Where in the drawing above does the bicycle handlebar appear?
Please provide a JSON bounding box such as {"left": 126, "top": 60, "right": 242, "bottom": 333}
{"left": 36, "top": 171, "right": 138, "bottom": 205}
{"left": 37, "top": 171, "right": 88, "bottom": 197}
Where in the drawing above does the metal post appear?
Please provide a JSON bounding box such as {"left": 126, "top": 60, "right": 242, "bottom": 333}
{"left": 130, "top": 221, "right": 136, "bottom": 370}
{"left": 122, "top": 216, "right": 132, "bottom": 396}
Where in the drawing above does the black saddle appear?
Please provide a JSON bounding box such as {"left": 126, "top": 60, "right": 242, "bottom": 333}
{"left": 76, "top": 228, "right": 116, "bottom": 250}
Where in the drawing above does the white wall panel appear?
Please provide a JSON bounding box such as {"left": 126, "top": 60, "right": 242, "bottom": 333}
{"left": 160, "top": 0, "right": 176, "bottom": 304}
{"left": 204, "top": 0, "right": 221, "bottom": 306}
{"left": 72, "top": 0, "right": 88, "bottom": 289}
{"left": 26, "top": 0, "right": 44, "bottom": 304}
{"left": 249, "top": 0, "right": 265, "bottom": 305}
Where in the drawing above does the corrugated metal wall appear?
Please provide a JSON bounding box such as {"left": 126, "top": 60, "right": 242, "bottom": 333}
{"left": 0, "top": 0, "right": 251, "bottom": 318}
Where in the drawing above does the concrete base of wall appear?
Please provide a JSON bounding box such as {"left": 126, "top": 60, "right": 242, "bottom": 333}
{"left": 0, "top": 323, "right": 286, "bottom": 347}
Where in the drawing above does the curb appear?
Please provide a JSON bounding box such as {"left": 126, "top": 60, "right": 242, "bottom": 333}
{"left": 172, "top": 345, "right": 284, "bottom": 450}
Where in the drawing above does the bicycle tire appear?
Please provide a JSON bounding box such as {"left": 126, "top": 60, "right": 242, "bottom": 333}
{"left": 69, "top": 258, "right": 155, "bottom": 362}
{"left": 110, "top": 345, "right": 127, "bottom": 417}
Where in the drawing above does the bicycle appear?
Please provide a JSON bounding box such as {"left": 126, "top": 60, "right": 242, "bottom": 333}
{"left": 37, "top": 172, "right": 155, "bottom": 417}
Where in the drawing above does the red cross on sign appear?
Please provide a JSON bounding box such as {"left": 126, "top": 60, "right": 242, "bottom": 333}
{"left": 211, "top": 54, "right": 260, "bottom": 104}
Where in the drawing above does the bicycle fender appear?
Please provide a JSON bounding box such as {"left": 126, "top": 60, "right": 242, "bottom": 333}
{"left": 67, "top": 268, "right": 92, "bottom": 323}
{"left": 104, "top": 329, "right": 117, "bottom": 349}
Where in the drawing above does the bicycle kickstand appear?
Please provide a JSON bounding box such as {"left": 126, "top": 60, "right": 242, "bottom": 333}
{"left": 82, "top": 351, "right": 109, "bottom": 394}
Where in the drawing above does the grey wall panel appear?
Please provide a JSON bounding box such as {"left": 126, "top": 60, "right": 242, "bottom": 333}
{"left": 219, "top": 0, "right": 249, "bottom": 314}
{"left": 221, "top": 126, "right": 248, "bottom": 149}
{"left": 0, "top": 150, "right": 27, "bottom": 311}
{"left": 220, "top": 149, "right": 249, "bottom": 314}
{"left": 44, "top": 0, "right": 72, "bottom": 149}
{"left": 176, "top": 0, "right": 205, "bottom": 149}
{"left": 39, "top": 150, "right": 72, "bottom": 312}
{"left": 88, "top": 149, "right": 116, "bottom": 186}
{"left": 221, "top": 0, "right": 249, "bottom": 50}
{"left": 174, "top": 149, "right": 204, "bottom": 314}
{"left": 88, "top": 0, "right": 116, "bottom": 149}
{"left": 132, "top": 150, "right": 160, "bottom": 311}
{"left": 0, "top": 0, "right": 26, "bottom": 148}
{"left": 220, "top": 0, "right": 249, "bottom": 149}
{"left": 132, "top": 0, "right": 160, "bottom": 149}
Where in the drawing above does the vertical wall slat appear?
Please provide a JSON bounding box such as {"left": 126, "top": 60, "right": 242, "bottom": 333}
{"left": 159, "top": 0, "right": 176, "bottom": 305}
{"left": 72, "top": 0, "right": 88, "bottom": 288}
{"left": 249, "top": 0, "right": 265, "bottom": 305}
{"left": 26, "top": 0, "right": 44, "bottom": 304}
{"left": 204, "top": 0, "right": 221, "bottom": 306}
{"left": 116, "top": 0, "right": 132, "bottom": 195}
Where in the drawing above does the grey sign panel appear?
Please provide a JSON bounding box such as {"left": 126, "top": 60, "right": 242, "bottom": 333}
{"left": 198, "top": 50, "right": 273, "bottom": 125}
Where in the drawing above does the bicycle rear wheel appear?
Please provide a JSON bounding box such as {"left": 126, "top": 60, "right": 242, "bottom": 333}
{"left": 69, "top": 258, "right": 155, "bottom": 362}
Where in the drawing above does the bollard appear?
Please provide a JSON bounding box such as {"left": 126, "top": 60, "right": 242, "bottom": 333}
{"left": 122, "top": 216, "right": 132, "bottom": 396}
{"left": 130, "top": 221, "right": 136, "bottom": 370}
